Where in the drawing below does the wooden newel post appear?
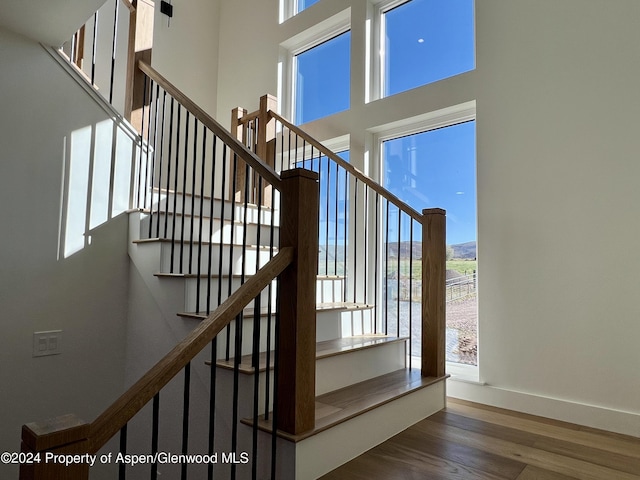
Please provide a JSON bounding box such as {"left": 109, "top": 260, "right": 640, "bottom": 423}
{"left": 20, "top": 414, "right": 90, "bottom": 480}
{"left": 421, "top": 208, "right": 446, "bottom": 378}
{"left": 277, "top": 168, "right": 319, "bottom": 435}
{"left": 230, "top": 106, "right": 248, "bottom": 202}
{"left": 127, "top": 0, "right": 155, "bottom": 130}
{"left": 257, "top": 94, "right": 278, "bottom": 207}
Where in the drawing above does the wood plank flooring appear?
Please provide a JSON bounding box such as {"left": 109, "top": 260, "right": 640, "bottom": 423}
{"left": 319, "top": 398, "right": 640, "bottom": 480}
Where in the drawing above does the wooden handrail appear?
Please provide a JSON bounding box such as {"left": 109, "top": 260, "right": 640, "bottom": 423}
{"left": 269, "top": 111, "right": 424, "bottom": 223}
{"left": 88, "top": 247, "right": 294, "bottom": 452}
{"left": 238, "top": 109, "right": 260, "bottom": 124}
{"left": 137, "top": 61, "right": 283, "bottom": 191}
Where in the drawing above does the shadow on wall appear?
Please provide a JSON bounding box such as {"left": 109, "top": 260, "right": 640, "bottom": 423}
{"left": 59, "top": 118, "right": 143, "bottom": 259}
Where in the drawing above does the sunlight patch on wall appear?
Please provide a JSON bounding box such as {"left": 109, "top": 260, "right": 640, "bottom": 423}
{"left": 60, "top": 120, "right": 137, "bottom": 259}
{"left": 64, "top": 126, "right": 92, "bottom": 258}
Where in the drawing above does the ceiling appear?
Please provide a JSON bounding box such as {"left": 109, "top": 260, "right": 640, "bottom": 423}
{"left": 0, "top": 0, "right": 107, "bottom": 46}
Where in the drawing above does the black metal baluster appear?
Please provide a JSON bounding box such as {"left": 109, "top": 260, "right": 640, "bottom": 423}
{"left": 206, "top": 134, "right": 219, "bottom": 315}
{"left": 353, "top": 179, "right": 358, "bottom": 303}
{"left": 385, "top": 199, "right": 390, "bottom": 335}
{"left": 374, "top": 193, "right": 379, "bottom": 333}
{"left": 364, "top": 186, "right": 369, "bottom": 306}
{"left": 251, "top": 180, "right": 263, "bottom": 480}
{"left": 148, "top": 82, "right": 160, "bottom": 237}
{"left": 226, "top": 153, "right": 239, "bottom": 361}
{"left": 154, "top": 90, "right": 166, "bottom": 239}
{"left": 118, "top": 424, "right": 127, "bottom": 480}
{"left": 409, "top": 219, "right": 413, "bottom": 368}
{"left": 196, "top": 126, "right": 207, "bottom": 314}
{"left": 181, "top": 363, "right": 190, "bottom": 480}
{"left": 324, "top": 155, "right": 330, "bottom": 276}
{"left": 279, "top": 124, "right": 285, "bottom": 173}
{"left": 343, "top": 166, "right": 348, "bottom": 301}
{"left": 91, "top": 12, "right": 98, "bottom": 85}
{"left": 334, "top": 162, "right": 339, "bottom": 276}
{"left": 170, "top": 106, "right": 182, "bottom": 273}
{"left": 143, "top": 79, "right": 155, "bottom": 211}
{"left": 207, "top": 337, "right": 217, "bottom": 480}
{"left": 70, "top": 33, "right": 76, "bottom": 73}
{"left": 109, "top": 0, "right": 119, "bottom": 104}
{"left": 190, "top": 118, "right": 198, "bottom": 273}
{"left": 136, "top": 75, "right": 148, "bottom": 209}
{"left": 231, "top": 161, "right": 251, "bottom": 477}
{"left": 218, "top": 144, "right": 227, "bottom": 311}
{"left": 151, "top": 393, "right": 160, "bottom": 480}
{"left": 163, "top": 98, "right": 174, "bottom": 239}
{"left": 263, "top": 176, "right": 277, "bottom": 422}
{"left": 397, "top": 207, "right": 401, "bottom": 337}
{"left": 179, "top": 110, "right": 189, "bottom": 273}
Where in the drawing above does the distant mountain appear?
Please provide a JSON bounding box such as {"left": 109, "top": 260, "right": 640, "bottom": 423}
{"left": 385, "top": 241, "right": 422, "bottom": 259}
{"left": 320, "top": 240, "right": 476, "bottom": 260}
{"left": 451, "top": 241, "right": 476, "bottom": 259}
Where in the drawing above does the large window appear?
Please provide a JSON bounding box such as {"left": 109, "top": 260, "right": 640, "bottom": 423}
{"left": 380, "top": 0, "right": 475, "bottom": 97}
{"left": 382, "top": 118, "right": 477, "bottom": 366}
{"left": 297, "top": 0, "right": 320, "bottom": 13}
{"left": 294, "top": 31, "right": 351, "bottom": 124}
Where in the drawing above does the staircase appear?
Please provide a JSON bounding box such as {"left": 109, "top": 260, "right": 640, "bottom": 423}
{"left": 19, "top": 7, "right": 447, "bottom": 478}
{"left": 126, "top": 190, "right": 445, "bottom": 479}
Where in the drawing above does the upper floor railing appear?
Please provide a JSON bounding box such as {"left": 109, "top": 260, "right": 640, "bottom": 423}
{"left": 232, "top": 96, "right": 446, "bottom": 378}
{"left": 59, "top": 0, "right": 154, "bottom": 122}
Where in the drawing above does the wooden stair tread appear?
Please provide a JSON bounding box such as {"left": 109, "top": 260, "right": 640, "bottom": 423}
{"left": 243, "top": 369, "right": 447, "bottom": 442}
{"left": 149, "top": 187, "right": 273, "bottom": 210}
{"left": 137, "top": 208, "right": 274, "bottom": 221}
{"left": 177, "top": 302, "right": 372, "bottom": 320}
{"left": 132, "top": 238, "right": 274, "bottom": 249}
{"left": 212, "top": 335, "right": 408, "bottom": 373}
{"left": 154, "top": 272, "right": 342, "bottom": 280}
{"left": 315, "top": 302, "right": 374, "bottom": 311}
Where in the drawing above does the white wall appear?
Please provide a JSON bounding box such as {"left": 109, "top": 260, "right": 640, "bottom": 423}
{"left": 212, "top": 0, "right": 640, "bottom": 436}
{"left": 0, "top": 28, "right": 130, "bottom": 476}
{"left": 152, "top": 0, "right": 221, "bottom": 117}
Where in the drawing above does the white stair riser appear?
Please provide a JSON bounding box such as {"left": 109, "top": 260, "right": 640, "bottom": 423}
{"left": 214, "top": 368, "right": 275, "bottom": 419}
{"left": 316, "top": 341, "right": 406, "bottom": 395}
{"left": 184, "top": 276, "right": 276, "bottom": 313}
{"left": 316, "top": 307, "right": 375, "bottom": 342}
{"left": 158, "top": 242, "right": 274, "bottom": 275}
{"left": 148, "top": 192, "right": 278, "bottom": 224}
{"left": 214, "top": 316, "right": 276, "bottom": 360}
{"left": 316, "top": 277, "right": 344, "bottom": 304}
{"left": 139, "top": 214, "right": 279, "bottom": 245}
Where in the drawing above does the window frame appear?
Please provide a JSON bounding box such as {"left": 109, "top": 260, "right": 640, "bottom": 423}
{"left": 368, "top": 0, "right": 476, "bottom": 102}
{"left": 371, "top": 101, "right": 479, "bottom": 378}
{"left": 280, "top": 9, "right": 351, "bottom": 124}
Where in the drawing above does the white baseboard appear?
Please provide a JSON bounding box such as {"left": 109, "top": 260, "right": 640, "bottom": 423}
{"left": 447, "top": 378, "right": 640, "bottom": 438}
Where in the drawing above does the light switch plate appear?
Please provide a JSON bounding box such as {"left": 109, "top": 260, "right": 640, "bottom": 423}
{"left": 33, "top": 330, "right": 63, "bottom": 357}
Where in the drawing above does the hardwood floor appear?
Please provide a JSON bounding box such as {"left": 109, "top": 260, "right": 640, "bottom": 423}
{"left": 319, "top": 398, "right": 640, "bottom": 480}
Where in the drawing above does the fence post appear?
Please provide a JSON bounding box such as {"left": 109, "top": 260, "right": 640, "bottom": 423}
{"left": 421, "top": 208, "right": 446, "bottom": 378}
{"left": 20, "top": 414, "right": 90, "bottom": 480}
{"left": 277, "top": 168, "right": 319, "bottom": 435}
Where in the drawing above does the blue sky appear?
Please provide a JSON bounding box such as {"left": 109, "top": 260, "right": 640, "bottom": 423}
{"left": 296, "top": 0, "right": 476, "bottom": 245}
